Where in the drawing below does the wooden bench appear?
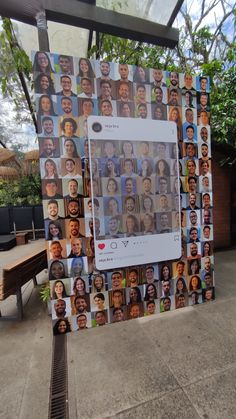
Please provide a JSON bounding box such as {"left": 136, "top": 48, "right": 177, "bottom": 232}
{"left": 0, "top": 246, "right": 47, "bottom": 320}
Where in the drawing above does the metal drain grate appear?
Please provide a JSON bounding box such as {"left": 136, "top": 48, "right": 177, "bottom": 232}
{"left": 49, "top": 334, "right": 69, "bottom": 419}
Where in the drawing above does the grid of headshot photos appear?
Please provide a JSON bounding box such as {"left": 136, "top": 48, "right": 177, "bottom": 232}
{"left": 32, "top": 51, "right": 214, "bottom": 334}
{"left": 89, "top": 139, "right": 179, "bottom": 239}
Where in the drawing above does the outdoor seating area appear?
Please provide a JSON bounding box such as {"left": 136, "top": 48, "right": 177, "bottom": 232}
{"left": 0, "top": 238, "right": 47, "bottom": 319}
{"left": 0, "top": 205, "right": 44, "bottom": 251}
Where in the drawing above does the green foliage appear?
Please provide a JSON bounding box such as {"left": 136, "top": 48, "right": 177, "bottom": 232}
{"left": 0, "top": 174, "right": 42, "bottom": 206}
{"left": 88, "top": 4, "right": 236, "bottom": 163}
{"left": 0, "top": 17, "right": 34, "bottom": 128}
{"left": 39, "top": 282, "right": 50, "bottom": 302}
{"left": 201, "top": 46, "right": 236, "bottom": 155}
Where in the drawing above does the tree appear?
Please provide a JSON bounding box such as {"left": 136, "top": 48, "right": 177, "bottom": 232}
{"left": 0, "top": 173, "right": 41, "bottom": 207}
{"left": 0, "top": 17, "right": 37, "bottom": 149}
{"left": 89, "top": 0, "right": 236, "bottom": 160}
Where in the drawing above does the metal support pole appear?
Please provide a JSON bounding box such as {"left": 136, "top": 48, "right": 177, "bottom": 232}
{"left": 16, "top": 287, "right": 23, "bottom": 321}
{"left": 36, "top": 10, "right": 50, "bottom": 52}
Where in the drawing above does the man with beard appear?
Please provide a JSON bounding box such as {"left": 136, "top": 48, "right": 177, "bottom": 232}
{"left": 98, "top": 61, "right": 111, "bottom": 81}
{"left": 187, "top": 176, "right": 198, "bottom": 193}
{"left": 60, "top": 96, "right": 73, "bottom": 116}
{"left": 54, "top": 299, "right": 67, "bottom": 319}
{"left": 176, "top": 294, "right": 186, "bottom": 309}
{"left": 124, "top": 196, "right": 136, "bottom": 214}
{"left": 137, "top": 103, "right": 148, "bottom": 119}
{"left": 186, "top": 193, "right": 200, "bottom": 210}
{"left": 41, "top": 116, "right": 55, "bottom": 137}
{"left": 45, "top": 199, "right": 63, "bottom": 221}
{"left": 66, "top": 199, "right": 81, "bottom": 218}
{"left": 199, "top": 126, "right": 209, "bottom": 143}
{"left": 40, "top": 138, "right": 58, "bottom": 158}
{"left": 187, "top": 242, "right": 201, "bottom": 259}
{"left": 151, "top": 69, "right": 166, "bottom": 88}
{"left": 73, "top": 296, "right": 89, "bottom": 314}
{"left": 188, "top": 210, "right": 199, "bottom": 226}
{"left": 168, "top": 88, "right": 180, "bottom": 106}
{"left": 117, "top": 81, "right": 132, "bottom": 102}
{"left": 169, "top": 71, "right": 179, "bottom": 87}
{"left": 49, "top": 241, "right": 64, "bottom": 260}
{"left": 68, "top": 218, "right": 84, "bottom": 238}
{"left": 161, "top": 296, "right": 171, "bottom": 312}
{"left": 199, "top": 143, "right": 210, "bottom": 163}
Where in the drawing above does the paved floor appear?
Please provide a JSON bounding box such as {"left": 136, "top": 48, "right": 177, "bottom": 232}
{"left": 0, "top": 249, "right": 236, "bottom": 419}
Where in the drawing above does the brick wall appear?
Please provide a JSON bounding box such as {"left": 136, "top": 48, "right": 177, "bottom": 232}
{"left": 212, "top": 155, "right": 232, "bottom": 248}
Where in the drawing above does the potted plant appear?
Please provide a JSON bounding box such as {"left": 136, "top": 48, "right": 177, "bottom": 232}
{"left": 39, "top": 282, "right": 51, "bottom": 314}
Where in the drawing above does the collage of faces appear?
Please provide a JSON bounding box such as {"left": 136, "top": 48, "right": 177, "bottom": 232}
{"left": 32, "top": 51, "right": 214, "bottom": 335}
{"left": 88, "top": 140, "right": 179, "bottom": 238}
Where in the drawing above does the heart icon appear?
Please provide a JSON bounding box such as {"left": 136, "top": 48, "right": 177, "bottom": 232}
{"left": 98, "top": 243, "right": 105, "bottom": 250}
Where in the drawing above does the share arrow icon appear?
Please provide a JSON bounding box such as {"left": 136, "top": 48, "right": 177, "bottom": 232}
{"left": 122, "top": 241, "right": 129, "bottom": 247}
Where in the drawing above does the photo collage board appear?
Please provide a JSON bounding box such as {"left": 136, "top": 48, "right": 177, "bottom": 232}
{"left": 32, "top": 51, "right": 214, "bottom": 334}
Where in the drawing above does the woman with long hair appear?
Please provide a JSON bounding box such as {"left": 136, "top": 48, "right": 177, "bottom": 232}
{"left": 106, "top": 178, "right": 118, "bottom": 195}
{"left": 107, "top": 198, "right": 120, "bottom": 216}
{"left": 38, "top": 95, "right": 57, "bottom": 116}
{"left": 47, "top": 220, "right": 63, "bottom": 241}
{"left": 189, "top": 275, "right": 202, "bottom": 291}
{"left": 133, "top": 66, "right": 149, "bottom": 83}
{"left": 78, "top": 58, "right": 95, "bottom": 78}
{"left": 144, "top": 283, "right": 158, "bottom": 301}
{"left": 155, "top": 159, "right": 170, "bottom": 176}
{"left": 160, "top": 264, "right": 172, "bottom": 281}
{"left": 34, "top": 73, "right": 56, "bottom": 95}
{"left": 121, "top": 141, "right": 135, "bottom": 158}
{"left": 49, "top": 260, "right": 67, "bottom": 280}
{"left": 188, "top": 259, "right": 200, "bottom": 275}
{"left": 153, "top": 105, "right": 165, "bottom": 120}
{"left": 92, "top": 274, "right": 105, "bottom": 293}
{"left": 104, "top": 159, "right": 119, "bottom": 177}
{"left": 168, "top": 106, "right": 182, "bottom": 141}
{"left": 73, "top": 277, "right": 87, "bottom": 296}
{"left": 142, "top": 213, "right": 155, "bottom": 234}
{"left": 139, "top": 159, "right": 153, "bottom": 177}
{"left": 125, "top": 214, "right": 139, "bottom": 236}
{"left": 53, "top": 318, "right": 71, "bottom": 335}
{"left": 129, "top": 286, "right": 142, "bottom": 304}
{"left": 70, "top": 257, "right": 85, "bottom": 277}
{"left": 175, "top": 277, "right": 187, "bottom": 294}
{"left": 202, "top": 241, "right": 212, "bottom": 257}
{"left": 63, "top": 138, "right": 78, "bottom": 158}
{"left": 43, "top": 158, "right": 59, "bottom": 179}
{"left": 52, "top": 280, "right": 68, "bottom": 299}
{"left": 140, "top": 196, "right": 154, "bottom": 214}
{"left": 33, "top": 51, "right": 55, "bottom": 73}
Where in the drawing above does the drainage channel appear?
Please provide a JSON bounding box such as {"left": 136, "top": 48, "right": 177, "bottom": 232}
{"left": 48, "top": 334, "right": 69, "bottom": 419}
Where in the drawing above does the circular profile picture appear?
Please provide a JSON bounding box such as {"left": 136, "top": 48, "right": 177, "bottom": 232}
{"left": 92, "top": 122, "right": 102, "bottom": 133}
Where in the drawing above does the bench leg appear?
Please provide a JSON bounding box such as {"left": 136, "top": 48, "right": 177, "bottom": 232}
{"left": 16, "top": 287, "right": 23, "bottom": 321}
{"left": 32, "top": 276, "right": 37, "bottom": 287}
